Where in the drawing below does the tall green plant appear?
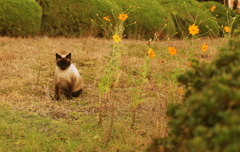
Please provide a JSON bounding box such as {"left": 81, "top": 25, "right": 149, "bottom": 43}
{"left": 92, "top": 7, "right": 139, "bottom": 145}
{"left": 92, "top": 7, "right": 136, "bottom": 125}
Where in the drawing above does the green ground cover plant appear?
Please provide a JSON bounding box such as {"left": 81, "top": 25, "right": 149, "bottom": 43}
{"left": 0, "top": 106, "right": 104, "bottom": 151}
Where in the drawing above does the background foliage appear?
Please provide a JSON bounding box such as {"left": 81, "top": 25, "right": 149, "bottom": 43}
{"left": 158, "top": 0, "right": 220, "bottom": 38}
{"left": 112, "top": 0, "right": 176, "bottom": 39}
{"left": 0, "top": 0, "right": 236, "bottom": 38}
{"left": 0, "top": 0, "right": 42, "bottom": 37}
{"left": 35, "top": 0, "right": 122, "bottom": 37}
{"left": 203, "top": 1, "right": 240, "bottom": 35}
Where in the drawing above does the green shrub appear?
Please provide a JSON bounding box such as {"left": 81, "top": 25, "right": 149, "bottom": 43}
{"left": 203, "top": 1, "right": 240, "bottom": 36}
{"left": 158, "top": 0, "right": 220, "bottom": 38}
{"left": 37, "top": 0, "right": 175, "bottom": 39}
{"left": 36, "top": 0, "right": 122, "bottom": 37}
{"left": 112, "top": 0, "right": 176, "bottom": 39}
{"left": 0, "top": 0, "right": 42, "bottom": 37}
{"left": 148, "top": 39, "right": 240, "bottom": 151}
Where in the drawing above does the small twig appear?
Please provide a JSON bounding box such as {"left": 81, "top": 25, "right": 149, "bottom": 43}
{"left": 98, "top": 94, "right": 102, "bottom": 125}
{"left": 131, "top": 108, "right": 136, "bottom": 127}
{"left": 35, "top": 61, "right": 42, "bottom": 89}
{"left": 105, "top": 98, "right": 115, "bottom": 145}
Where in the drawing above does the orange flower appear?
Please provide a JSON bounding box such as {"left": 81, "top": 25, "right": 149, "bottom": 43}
{"left": 168, "top": 47, "right": 177, "bottom": 55}
{"left": 224, "top": 26, "right": 230, "bottom": 33}
{"left": 188, "top": 24, "right": 199, "bottom": 35}
{"left": 202, "top": 43, "right": 208, "bottom": 52}
{"left": 211, "top": 5, "right": 216, "bottom": 12}
{"left": 187, "top": 61, "right": 192, "bottom": 67}
{"left": 113, "top": 34, "right": 121, "bottom": 42}
{"left": 148, "top": 48, "right": 156, "bottom": 58}
{"left": 178, "top": 88, "right": 183, "bottom": 95}
{"left": 159, "top": 59, "right": 165, "bottom": 63}
{"left": 103, "top": 16, "right": 110, "bottom": 21}
{"left": 118, "top": 13, "right": 128, "bottom": 21}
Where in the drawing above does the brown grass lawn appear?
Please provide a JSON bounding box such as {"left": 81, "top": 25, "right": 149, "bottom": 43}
{"left": 0, "top": 36, "right": 225, "bottom": 151}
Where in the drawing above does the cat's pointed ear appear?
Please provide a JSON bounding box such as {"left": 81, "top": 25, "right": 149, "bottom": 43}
{"left": 56, "top": 53, "right": 62, "bottom": 60}
{"left": 66, "top": 53, "right": 71, "bottom": 60}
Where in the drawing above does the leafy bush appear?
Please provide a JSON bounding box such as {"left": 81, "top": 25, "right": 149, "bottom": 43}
{"left": 112, "top": 0, "right": 176, "bottom": 39}
{"left": 148, "top": 39, "right": 240, "bottom": 151}
{"left": 0, "top": 0, "right": 42, "bottom": 37}
{"left": 37, "top": 0, "right": 175, "bottom": 39}
{"left": 36, "top": 0, "right": 122, "bottom": 37}
{"left": 203, "top": 1, "right": 240, "bottom": 35}
{"left": 158, "top": 0, "right": 220, "bottom": 38}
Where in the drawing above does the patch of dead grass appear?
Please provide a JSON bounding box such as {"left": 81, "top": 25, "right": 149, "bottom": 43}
{"left": 0, "top": 36, "right": 225, "bottom": 150}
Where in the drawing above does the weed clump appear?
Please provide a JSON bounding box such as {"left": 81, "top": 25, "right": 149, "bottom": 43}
{"left": 148, "top": 39, "right": 240, "bottom": 152}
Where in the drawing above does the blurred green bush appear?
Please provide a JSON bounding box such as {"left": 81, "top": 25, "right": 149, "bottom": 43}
{"left": 1, "top": 0, "right": 238, "bottom": 39}
{"left": 203, "top": 1, "right": 240, "bottom": 36}
{"left": 0, "top": 0, "right": 42, "bottom": 37}
{"left": 158, "top": 0, "right": 220, "bottom": 38}
{"left": 36, "top": 0, "right": 122, "bottom": 37}
{"left": 148, "top": 38, "right": 240, "bottom": 151}
{"left": 111, "top": 0, "right": 176, "bottom": 39}
{"left": 36, "top": 0, "right": 176, "bottom": 39}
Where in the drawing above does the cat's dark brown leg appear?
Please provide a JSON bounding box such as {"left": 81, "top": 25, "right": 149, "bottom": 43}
{"left": 54, "top": 84, "right": 60, "bottom": 100}
{"left": 65, "top": 82, "right": 73, "bottom": 100}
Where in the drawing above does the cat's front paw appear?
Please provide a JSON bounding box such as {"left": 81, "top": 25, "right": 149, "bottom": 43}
{"left": 66, "top": 95, "right": 72, "bottom": 100}
{"left": 54, "top": 94, "right": 60, "bottom": 100}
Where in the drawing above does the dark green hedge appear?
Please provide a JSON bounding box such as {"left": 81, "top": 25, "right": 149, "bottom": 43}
{"left": 202, "top": 1, "right": 240, "bottom": 35}
{"left": 1, "top": 0, "right": 236, "bottom": 38}
{"left": 158, "top": 0, "right": 220, "bottom": 38}
{"left": 111, "top": 0, "right": 176, "bottom": 39}
{"left": 36, "top": 0, "right": 122, "bottom": 37}
{"left": 0, "top": 0, "right": 42, "bottom": 37}
{"left": 148, "top": 38, "right": 240, "bottom": 151}
{"left": 36, "top": 0, "right": 176, "bottom": 39}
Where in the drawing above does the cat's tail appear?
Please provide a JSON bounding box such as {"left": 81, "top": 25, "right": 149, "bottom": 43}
{"left": 72, "top": 89, "right": 83, "bottom": 97}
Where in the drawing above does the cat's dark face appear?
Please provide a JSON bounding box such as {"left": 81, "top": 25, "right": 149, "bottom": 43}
{"left": 56, "top": 53, "right": 71, "bottom": 70}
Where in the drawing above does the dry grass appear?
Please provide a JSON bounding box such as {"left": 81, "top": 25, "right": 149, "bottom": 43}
{"left": 0, "top": 36, "right": 225, "bottom": 151}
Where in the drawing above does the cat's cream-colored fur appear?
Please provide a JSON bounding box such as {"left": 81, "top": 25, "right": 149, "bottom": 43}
{"left": 54, "top": 53, "right": 83, "bottom": 100}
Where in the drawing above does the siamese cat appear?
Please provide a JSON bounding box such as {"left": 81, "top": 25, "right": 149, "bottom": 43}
{"left": 54, "top": 53, "right": 83, "bottom": 100}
